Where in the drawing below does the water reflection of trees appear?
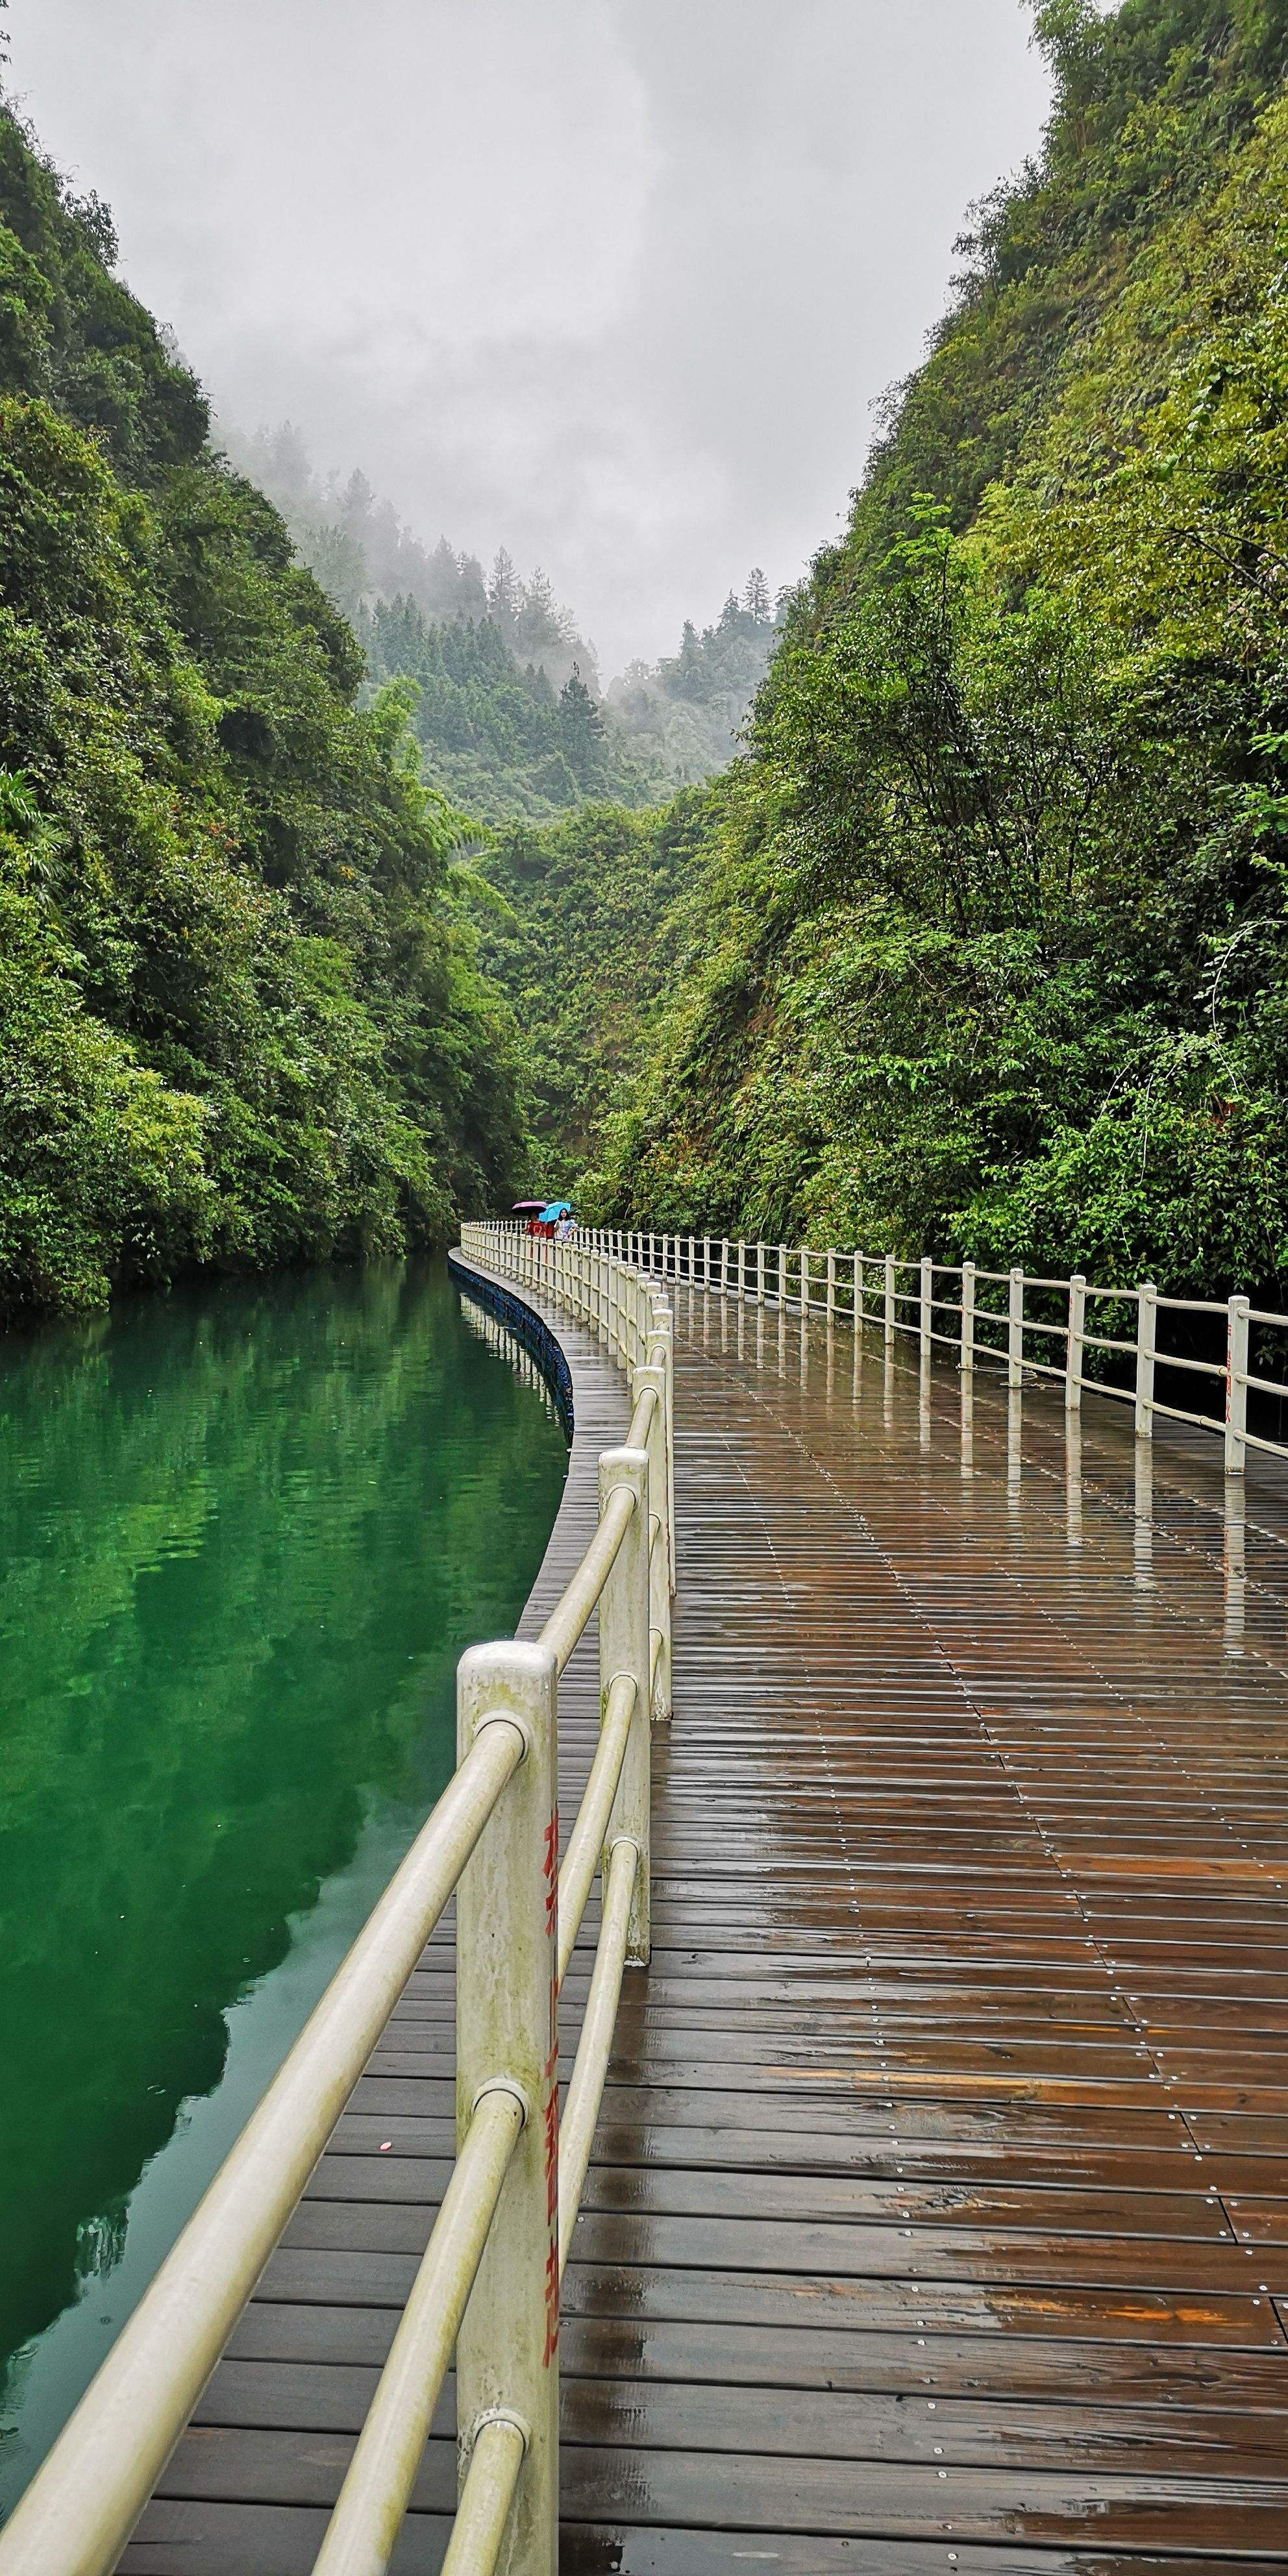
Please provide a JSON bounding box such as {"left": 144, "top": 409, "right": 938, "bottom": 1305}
{"left": 0, "top": 1259, "right": 565, "bottom": 2401}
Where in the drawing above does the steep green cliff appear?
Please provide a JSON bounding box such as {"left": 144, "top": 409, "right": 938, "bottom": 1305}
{"left": 0, "top": 108, "right": 528, "bottom": 1320}
{"left": 589, "top": 0, "right": 1288, "bottom": 1300}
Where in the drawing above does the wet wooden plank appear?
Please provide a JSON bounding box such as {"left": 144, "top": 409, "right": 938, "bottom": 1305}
{"left": 195, "top": 2358, "right": 1288, "bottom": 2477}
{"left": 282, "top": 2196, "right": 1271, "bottom": 2298}
{"left": 305, "top": 2151, "right": 1241, "bottom": 2243}
{"left": 145, "top": 2423, "right": 1288, "bottom": 2552}
{"left": 130, "top": 1271, "right": 1288, "bottom": 2566}
{"left": 122, "top": 2498, "right": 1288, "bottom": 2576}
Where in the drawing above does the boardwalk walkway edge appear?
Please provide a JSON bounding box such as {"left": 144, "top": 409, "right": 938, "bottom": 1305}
{"left": 1, "top": 1239, "right": 672, "bottom": 2576}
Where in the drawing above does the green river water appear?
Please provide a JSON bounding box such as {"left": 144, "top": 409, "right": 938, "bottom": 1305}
{"left": 0, "top": 1257, "right": 567, "bottom": 2511}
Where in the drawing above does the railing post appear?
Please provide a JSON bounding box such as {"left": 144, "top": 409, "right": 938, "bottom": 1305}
{"left": 597, "top": 1448, "right": 650, "bottom": 1962}
{"left": 1226, "top": 1294, "right": 1250, "bottom": 1476}
{"left": 455, "top": 1641, "right": 559, "bottom": 2576}
{"left": 854, "top": 1250, "right": 863, "bottom": 1326}
{"left": 1066, "top": 1272, "right": 1085, "bottom": 1413}
{"left": 1135, "top": 1282, "right": 1158, "bottom": 1439}
{"left": 778, "top": 1243, "right": 787, "bottom": 1309}
{"left": 800, "top": 1248, "right": 809, "bottom": 1315}
{"left": 961, "top": 1259, "right": 975, "bottom": 1373}
{"left": 1008, "top": 1267, "right": 1024, "bottom": 1389}
{"left": 920, "top": 1255, "right": 932, "bottom": 1362}
{"left": 884, "top": 1253, "right": 895, "bottom": 1346}
{"left": 827, "top": 1248, "right": 837, "bottom": 1320}
{"left": 737, "top": 1238, "right": 746, "bottom": 1300}
{"left": 757, "top": 1241, "right": 765, "bottom": 1306}
{"left": 650, "top": 1307, "right": 676, "bottom": 1605}
{"left": 632, "top": 1359, "right": 671, "bottom": 1723}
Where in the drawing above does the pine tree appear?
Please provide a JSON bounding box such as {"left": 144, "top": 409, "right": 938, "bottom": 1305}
{"left": 744, "top": 567, "right": 771, "bottom": 623}
{"left": 488, "top": 547, "right": 521, "bottom": 625}
{"left": 558, "top": 663, "right": 607, "bottom": 786}
{"left": 456, "top": 552, "right": 488, "bottom": 620}
{"left": 427, "top": 537, "right": 462, "bottom": 618}
{"left": 339, "top": 469, "right": 375, "bottom": 548}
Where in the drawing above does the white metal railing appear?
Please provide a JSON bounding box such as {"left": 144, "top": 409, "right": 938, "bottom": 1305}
{"left": 0, "top": 1232, "right": 674, "bottom": 2576}
{"left": 596, "top": 1227, "right": 1288, "bottom": 1477}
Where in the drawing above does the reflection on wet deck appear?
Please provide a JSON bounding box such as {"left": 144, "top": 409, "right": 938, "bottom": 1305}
{"left": 127, "top": 1281, "right": 1288, "bottom": 2572}
{"left": 621, "top": 1286, "right": 1288, "bottom": 2567}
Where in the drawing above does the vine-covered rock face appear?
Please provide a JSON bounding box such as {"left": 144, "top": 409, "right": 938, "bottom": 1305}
{"left": 0, "top": 106, "right": 530, "bottom": 1322}
{"left": 580, "top": 0, "right": 1288, "bottom": 1306}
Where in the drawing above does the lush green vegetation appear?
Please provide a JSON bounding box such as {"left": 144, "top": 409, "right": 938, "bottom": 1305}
{"left": 580, "top": 0, "right": 1288, "bottom": 1302}
{"left": 14, "top": 0, "right": 1288, "bottom": 1313}
{"left": 477, "top": 798, "right": 708, "bottom": 1187}
{"left": 363, "top": 577, "right": 779, "bottom": 824}
{"left": 235, "top": 423, "right": 778, "bottom": 822}
{"left": 605, "top": 578, "right": 780, "bottom": 791}
{"left": 362, "top": 595, "right": 650, "bottom": 823}
{"left": 0, "top": 106, "right": 531, "bottom": 1322}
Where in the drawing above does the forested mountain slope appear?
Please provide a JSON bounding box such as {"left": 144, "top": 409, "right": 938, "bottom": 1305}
{"left": 361, "top": 597, "right": 650, "bottom": 824}
{"left": 589, "top": 0, "right": 1288, "bottom": 1301}
{"left": 477, "top": 798, "right": 708, "bottom": 1188}
{"left": 606, "top": 579, "right": 780, "bottom": 789}
{"left": 234, "top": 423, "right": 779, "bottom": 821}
{"left": 0, "top": 105, "right": 528, "bottom": 1321}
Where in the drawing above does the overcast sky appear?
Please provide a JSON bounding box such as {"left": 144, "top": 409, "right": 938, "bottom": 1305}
{"left": 8, "top": 2, "right": 1052, "bottom": 673}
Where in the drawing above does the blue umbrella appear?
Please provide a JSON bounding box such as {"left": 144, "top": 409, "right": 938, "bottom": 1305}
{"left": 539, "top": 1201, "right": 573, "bottom": 1221}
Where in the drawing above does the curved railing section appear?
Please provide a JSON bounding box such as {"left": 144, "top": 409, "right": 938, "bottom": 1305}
{"left": 0, "top": 1232, "right": 673, "bottom": 2576}
{"left": 602, "top": 1226, "right": 1288, "bottom": 1474}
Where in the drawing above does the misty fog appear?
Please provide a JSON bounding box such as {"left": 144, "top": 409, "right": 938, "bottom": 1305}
{"left": 6, "top": 1, "right": 1052, "bottom": 675}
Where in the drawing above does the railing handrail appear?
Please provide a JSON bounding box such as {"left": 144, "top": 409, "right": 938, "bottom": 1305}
{"left": 602, "top": 1224, "right": 1288, "bottom": 1478}
{"left": 0, "top": 1226, "right": 675, "bottom": 2576}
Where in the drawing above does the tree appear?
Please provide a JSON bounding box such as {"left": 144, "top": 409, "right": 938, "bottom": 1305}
{"left": 456, "top": 552, "right": 488, "bottom": 620}
{"left": 744, "top": 567, "right": 771, "bottom": 623}
{"left": 427, "top": 536, "right": 462, "bottom": 617}
{"left": 338, "top": 469, "right": 375, "bottom": 549}
{"left": 488, "top": 546, "right": 521, "bottom": 624}
{"left": 558, "top": 663, "right": 607, "bottom": 786}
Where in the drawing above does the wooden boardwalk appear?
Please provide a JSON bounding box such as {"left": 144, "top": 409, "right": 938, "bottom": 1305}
{"left": 125, "top": 1274, "right": 1288, "bottom": 2570}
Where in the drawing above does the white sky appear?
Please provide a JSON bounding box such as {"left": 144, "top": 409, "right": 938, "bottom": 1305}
{"left": 7, "top": 2, "right": 1052, "bottom": 673}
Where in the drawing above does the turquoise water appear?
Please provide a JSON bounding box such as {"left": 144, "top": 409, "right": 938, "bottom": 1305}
{"left": 0, "top": 1259, "right": 567, "bottom": 2510}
